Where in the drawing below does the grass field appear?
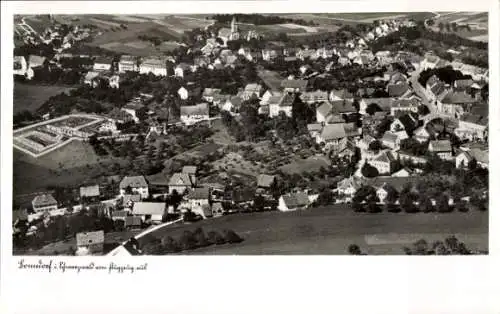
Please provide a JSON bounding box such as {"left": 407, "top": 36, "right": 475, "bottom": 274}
{"left": 13, "top": 140, "right": 127, "bottom": 196}
{"left": 139, "top": 206, "right": 488, "bottom": 255}
{"left": 14, "top": 83, "right": 75, "bottom": 114}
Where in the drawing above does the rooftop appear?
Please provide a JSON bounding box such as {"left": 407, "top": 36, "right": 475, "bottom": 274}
{"left": 132, "top": 202, "right": 166, "bottom": 216}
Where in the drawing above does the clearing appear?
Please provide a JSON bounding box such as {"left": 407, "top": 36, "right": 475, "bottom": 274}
{"left": 140, "top": 206, "right": 488, "bottom": 255}
{"left": 14, "top": 83, "right": 75, "bottom": 114}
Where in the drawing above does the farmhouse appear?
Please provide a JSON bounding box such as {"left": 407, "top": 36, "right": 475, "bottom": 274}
{"left": 76, "top": 230, "right": 104, "bottom": 256}
{"left": 32, "top": 194, "right": 58, "bottom": 213}
{"left": 390, "top": 98, "right": 420, "bottom": 116}
{"left": 413, "top": 126, "right": 431, "bottom": 143}
{"left": 132, "top": 202, "right": 166, "bottom": 223}
{"left": 80, "top": 185, "right": 100, "bottom": 200}
{"left": 337, "top": 176, "right": 366, "bottom": 199}
{"left": 119, "top": 176, "right": 149, "bottom": 199}
{"left": 241, "top": 83, "right": 263, "bottom": 100}
{"left": 315, "top": 123, "right": 361, "bottom": 150}
{"left": 174, "top": 63, "right": 191, "bottom": 78}
{"left": 28, "top": 55, "right": 47, "bottom": 69}
{"left": 454, "top": 113, "right": 488, "bottom": 141}
{"left": 278, "top": 192, "right": 310, "bottom": 212}
{"left": 118, "top": 55, "right": 139, "bottom": 73}
{"left": 139, "top": 57, "right": 168, "bottom": 76}
{"left": 438, "top": 91, "right": 481, "bottom": 118}
{"left": 187, "top": 187, "right": 212, "bottom": 219}
{"left": 455, "top": 148, "right": 488, "bottom": 169}
{"left": 268, "top": 93, "right": 296, "bottom": 118}
{"left": 390, "top": 113, "right": 419, "bottom": 134}
{"left": 281, "top": 79, "right": 308, "bottom": 93}
{"left": 180, "top": 103, "right": 210, "bottom": 125}
{"left": 369, "top": 150, "right": 397, "bottom": 175}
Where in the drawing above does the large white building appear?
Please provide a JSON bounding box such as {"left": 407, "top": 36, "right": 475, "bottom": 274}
{"left": 139, "top": 57, "right": 168, "bottom": 76}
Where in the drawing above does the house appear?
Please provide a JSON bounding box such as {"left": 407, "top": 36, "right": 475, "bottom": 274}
{"left": 80, "top": 185, "right": 100, "bottom": 200}
{"left": 118, "top": 55, "right": 138, "bottom": 73}
{"left": 32, "top": 194, "right": 58, "bottom": 213}
{"left": 123, "top": 194, "right": 141, "bottom": 209}
{"left": 93, "top": 56, "right": 113, "bottom": 71}
{"left": 390, "top": 113, "right": 419, "bottom": 134}
{"left": 454, "top": 79, "right": 474, "bottom": 90}
{"left": 413, "top": 126, "right": 431, "bottom": 143}
{"left": 111, "top": 210, "right": 129, "bottom": 221}
{"left": 357, "top": 134, "right": 376, "bottom": 151}
{"left": 257, "top": 174, "right": 276, "bottom": 193}
{"left": 337, "top": 176, "right": 366, "bottom": 199}
{"left": 174, "top": 63, "right": 191, "bottom": 78}
{"left": 28, "top": 55, "right": 47, "bottom": 69}
{"left": 381, "top": 131, "right": 402, "bottom": 150}
{"left": 335, "top": 138, "right": 357, "bottom": 160}
{"left": 278, "top": 192, "right": 310, "bottom": 212}
{"left": 83, "top": 71, "right": 100, "bottom": 87}
{"left": 108, "top": 238, "right": 142, "bottom": 256}
{"left": 139, "top": 57, "right": 168, "bottom": 76}
{"left": 428, "top": 140, "right": 453, "bottom": 160}
{"left": 375, "top": 183, "right": 398, "bottom": 203}
{"left": 187, "top": 187, "right": 212, "bottom": 218}
{"left": 396, "top": 150, "right": 428, "bottom": 166}
{"left": 262, "top": 48, "right": 281, "bottom": 61}
{"left": 13, "top": 56, "right": 28, "bottom": 76}
{"left": 387, "top": 82, "right": 411, "bottom": 97}
{"left": 269, "top": 93, "right": 296, "bottom": 118}
{"left": 359, "top": 98, "right": 393, "bottom": 115}
{"left": 330, "top": 88, "right": 356, "bottom": 101}
{"left": 168, "top": 172, "right": 194, "bottom": 195}
{"left": 178, "top": 87, "right": 189, "bottom": 100}
{"left": 119, "top": 176, "right": 149, "bottom": 199}
{"left": 455, "top": 148, "right": 488, "bottom": 169}
{"left": 241, "top": 83, "right": 263, "bottom": 100}
{"left": 281, "top": 79, "right": 308, "bottom": 93}
{"left": 391, "top": 167, "right": 413, "bottom": 177}
{"left": 307, "top": 123, "right": 323, "bottom": 138}
{"left": 132, "top": 202, "right": 166, "bottom": 223}
{"left": 109, "top": 74, "right": 120, "bottom": 89}
{"left": 420, "top": 54, "right": 441, "bottom": 70}
{"left": 368, "top": 150, "right": 397, "bottom": 175}
{"left": 454, "top": 113, "right": 488, "bottom": 141}
{"left": 438, "top": 91, "right": 481, "bottom": 119}
{"left": 316, "top": 100, "right": 357, "bottom": 123}
{"left": 76, "top": 230, "right": 105, "bottom": 255}
{"left": 315, "top": 123, "right": 361, "bottom": 150}
{"left": 390, "top": 98, "right": 420, "bottom": 116}
{"left": 212, "top": 202, "right": 225, "bottom": 217}
{"left": 222, "top": 96, "right": 243, "bottom": 113}
{"left": 180, "top": 103, "right": 210, "bottom": 125}
{"left": 202, "top": 88, "right": 221, "bottom": 102}
{"left": 182, "top": 166, "right": 197, "bottom": 185}
{"left": 124, "top": 216, "right": 142, "bottom": 229}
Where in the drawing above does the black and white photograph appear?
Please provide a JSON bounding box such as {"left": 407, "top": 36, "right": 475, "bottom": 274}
{"left": 9, "top": 9, "right": 489, "bottom": 257}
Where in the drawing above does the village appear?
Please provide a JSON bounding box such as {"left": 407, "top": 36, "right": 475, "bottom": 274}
{"left": 12, "top": 13, "right": 489, "bottom": 256}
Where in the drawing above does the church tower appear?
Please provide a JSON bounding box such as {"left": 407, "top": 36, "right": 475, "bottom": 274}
{"left": 231, "top": 16, "right": 238, "bottom": 33}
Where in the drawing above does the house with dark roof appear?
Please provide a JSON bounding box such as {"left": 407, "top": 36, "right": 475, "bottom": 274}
{"left": 315, "top": 123, "right": 361, "bottom": 151}
{"left": 281, "top": 79, "right": 308, "bottom": 93}
{"left": 329, "top": 88, "right": 355, "bottom": 101}
{"left": 428, "top": 140, "right": 453, "bottom": 160}
{"left": 124, "top": 216, "right": 142, "bottom": 229}
{"left": 278, "top": 192, "right": 310, "bottom": 212}
{"left": 32, "top": 194, "right": 58, "bottom": 213}
{"left": 390, "top": 98, "right": 420, "bottom": 116}
{"left": 337, "top": 176, "right": 366, "bottom": 198}
{"left": 132, "top": 202, "right": 166, "bottom": 223}
{"left": 269, "top": 93, "right": 296, "bottom": 118}
{"left": 93, "top": 56, "right": 113, "bottom": 71}
{"left": 438, "top": 91, "right": 481, "bottom": 119}
{"left": 387, "top": 82, "right": 411, "bottom": 97}
{"left": 119, "top": 176, "right": 149, "bottom": 199}
{"left": 76, "top": 230, "right": 105, "bottom": 255}
{"left": 180, "top": 103, "right": 210, "bottom": 126}
{"left": 316, "top": 100, "right": 357, "bottom": 123}
{"left": 368, "top": 150, "right": 397, "bottom": 175}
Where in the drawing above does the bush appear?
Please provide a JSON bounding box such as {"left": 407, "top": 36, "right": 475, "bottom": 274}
{"left": 207, "top": 231, "right": 227, "bottom": 245}
{"left": 161, "top": 236, "right": 180, "bottom": 253}
{"left": 367, "top": 202, "right": 382, "bottom": 213}
{"left": 223, "top": 229, "right": 243, "bottom": 244}
{"left": 193, "top": 227, "right": 210, "bottom": 247}
{"left": 455, "top": 200, "right": 469, "bottom": 212}
{"left": 385, "top": 203, "right": 401, "bottom": 213}
{"left": 179, "top": 230, "right": 198, "bottom": 251}
{"left": 348, "top": 244, "right": 362, "bottom": 255}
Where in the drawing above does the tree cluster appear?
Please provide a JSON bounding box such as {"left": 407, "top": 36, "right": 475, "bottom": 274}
{"left": 211, "top": 14, "right": 318, "bottom": 26}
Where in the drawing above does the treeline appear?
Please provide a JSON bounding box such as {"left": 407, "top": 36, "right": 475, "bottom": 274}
{"left": 212, "top": 14, "right": 318, "bottom": 26}
{"left": 418, "top": 66, "right": 473, "bottom": 86}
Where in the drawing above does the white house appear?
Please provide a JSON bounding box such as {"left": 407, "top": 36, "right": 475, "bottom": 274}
{"left": 13, "top": 56, "right": 28, "bottom": 76}
{"left": 454, "top": 114, "right": 488, "bottom": 141}
{"left": 368, "top": 150, "right": 397, "bottom": 175}
{"left": 174, "top": 63, "right": 191, "bottom": 78}
{"left": 139, "top": 57, "right": 168, "bottom": 76}
{"left": 187, "top": 187, "right": 212, "bottom": 219}
{"left": 278, "top": 192, "right": 310, "bottom": 212}
{"left": 31, "top": 194, "right": 58, "bottom": 213}
{"left": 119, "top": 176, "right": 149, "bottom": 199}
{"left": 93, "top": 56, "right": 113, "bottom": 71}
{"left": 178, "top": 87, "right": 189, "bottom": 100}
{"left": 269, "top": 93, "right": 295, "bottom": 118}
{"left": 413, "top": 127, "right": 431, "bottom": 143}
{"left": 132, "top": 202, "right": 166, "bottom": 223}
{"left": 455, "top": 148, "right": 488, "bottom": 169}
{"left": 180, "top": 103, "right": 210, "bottom": 125}
{"left": 241, "top": 83, "right": 263, "bottom": 100}
{"left": 118, "top": 55, "right": 138, "bottom": 73}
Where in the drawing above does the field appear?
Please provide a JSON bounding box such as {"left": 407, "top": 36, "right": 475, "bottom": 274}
{"left": 14, "top": 83, "right": 75, "bottom": 114}
{"left": 13, "top": 140, "right": 127, "bottom": 196}
{"left": 430, "top": 12, "right": 488, "bottom": 42}
{"left": 280, "top": 155, "right": 331, "bottom": 175}
{"left": 139, "top": 206, "right": 488, "bottom": 255}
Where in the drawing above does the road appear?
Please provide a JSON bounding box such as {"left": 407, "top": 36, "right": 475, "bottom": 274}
{"left": 409, "top": 68, "right": 438, "bottom": 114}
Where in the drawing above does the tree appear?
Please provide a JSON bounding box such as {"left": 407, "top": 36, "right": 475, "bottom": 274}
{"left": 179, "top": 230, "right": 198, "bottom": 251}
{"left": 427, "top": 19, "right": 435, "bottom": 26}
{"left": 436, "top": 194, "right": 451, "bottom": 213}
{"left": 207, "top": 231, "right": 226, "bottom": 245}
{"left": 361, "top": 162, "right": 379, "bottom": 178}
{"left": 193, "top": 227, "right": 210, "bottom": 247}
{"left": 438, "top": 22, "right": 444, "bottom": 31}
{"left": 348, "top": 244, "right": 362, "bottom": 255}
{"left": 368, "top": 140, "right": 383, "bottom": 153}
{"left": 223, "top": 229, "right": 243, "bottom": 243}
{"left": 455, "top": 199, "right": 468, "bottom": 212}
{"left": 366, "top": 103, "right": 383, "bottom": 115}
{"left": 400, "top": 192, "right": 418, "bottom": 213}
{"left": 418, "top": 195, "right": 434, "bottom": 213}
{"left": 316, "top": 189, "right": 335, "bottom": 206}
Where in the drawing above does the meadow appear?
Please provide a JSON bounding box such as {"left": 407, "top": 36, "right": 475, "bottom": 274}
{"left": 14, "top": 83, "right": 75, "bottom": 114}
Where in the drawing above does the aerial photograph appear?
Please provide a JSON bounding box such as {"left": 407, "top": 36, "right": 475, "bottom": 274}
{"left": 12, "top": 12, "right": 489, "bottom": 256}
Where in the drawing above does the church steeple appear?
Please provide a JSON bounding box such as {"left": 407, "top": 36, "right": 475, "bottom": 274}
{"left": 231, "top": 16, "right": 237, "bottom": 33}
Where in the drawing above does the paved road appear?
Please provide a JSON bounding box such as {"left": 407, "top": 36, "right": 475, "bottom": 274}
{"left": 409, "top": 68, "right": 438, "bottom": 114}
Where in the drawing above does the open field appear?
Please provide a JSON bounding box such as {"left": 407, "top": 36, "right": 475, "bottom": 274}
{"left": 280, "top": 155, "right": 331, "bottom": 175}
{"left": 430, "top": 12, "right": 488, "bottom": 41}
{"left": 139, "top": 206, "right": 488, "bottom": 255}
{"left": 13, "top": 140, "right": 127, "bottom": 196}
{"left": 14, "top": 83, "right": 75, "bottom": 114}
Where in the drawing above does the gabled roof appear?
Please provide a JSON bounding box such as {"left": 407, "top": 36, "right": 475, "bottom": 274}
{"left": 28, "top": 55, "right": 46, "bottom": 67}
{"left": 330, "top": 99, "right": 357, "bottom": 114}
{"left": 362, "top": 98, "right": 394, "bottom": 111}
{"left": 307, "top": 123, "right": 323, "bottom": 132}
{"left": 119, "top": 55, "right": 137, "bottom": 63}
{"left": 317, "top": 102, "right": 332, "bottom": 117}
{"left": 331, "top": 88, "right": 355, "bottom": 99}
{"left": 202, "top": 88, "right": 221, "bottom": 97}
{"left": 382, "top": 131, "right": 398, "bottom": 144}
{"left": 280, "top": 93, "right": 296, "bottom": 107}
{"left": 187, "top": 187, "right": 210, "bottom": 200}
{"left": 244, "top": 83, "right": 263, "bottom": 93}
{"left": 112, "top": 210, "right": 128, "bottom": 218}
{"left": 76, "top": 230, "right": 104, "bottom": 246}
{"left": 123, "top": 194, "right": 141, "bottom": 204}
{"left": 460, "top": 113, "right": 488, "bottom": 126}
{"left": 281, "top": 192, "right": 310, "bottom": 208}
{"left": 392, "top": 98, "right": 420, "bottom": 108}
{"left": 454, "top": 79, "right": 474, "bottom": 89}
{"left": 132, "top": 202, "right": 166, "bottom": 216}
{"left": 125, "top": 216, "right": 142, "bottom": 227}
{"left": 168, "top": 172, "right": 193, "bottom": 186}
{"left": 119, "top": 176, "right": 148, "bottom": 189}
{"left": 80, "top": 185, "right": 100, "bottom": 198}
{"left": 94, "top": 56, "right": 113, "bottom": 64}
{"left": 32, "top": 194, "right": 57, "bottom": 207}
{"left": 441, "top": 91, "right": 478, "bottom": 104}
{"left": 429, "top": 140, "right": 452, "bottom": 152}
{"left": 257, "top": 174, "right": 276, "bottom": 188}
